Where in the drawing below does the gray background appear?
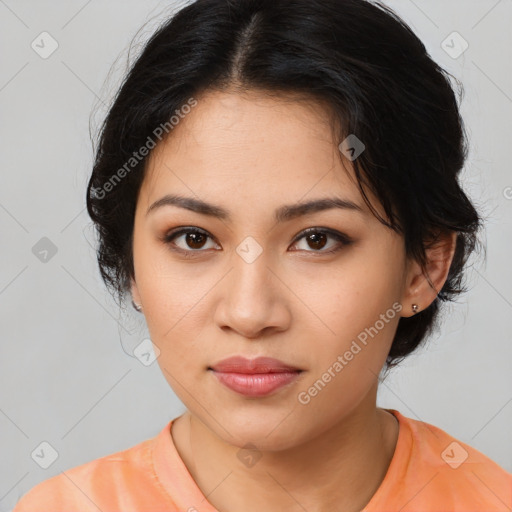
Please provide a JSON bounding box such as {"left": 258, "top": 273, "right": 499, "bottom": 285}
{"left": 1, "top": 0, "right": 511, "bottom": 509}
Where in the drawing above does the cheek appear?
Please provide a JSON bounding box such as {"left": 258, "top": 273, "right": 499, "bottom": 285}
{"left": 295, "top": 311, "right": 398, "bottom": 420}
{"left": 291, "top": 250, "right": 402, "bottom": 381}
{"left": 133, "top": 273, "right": 210, "bottom": 372}
{"left": 295, "top": 255, "right": 402, "bottom": 338}
{"left": 133, "top": 239, "right": 211, "bottom": 329}
{"left": 143, "top": 291, "right": 208, "bottom": 362}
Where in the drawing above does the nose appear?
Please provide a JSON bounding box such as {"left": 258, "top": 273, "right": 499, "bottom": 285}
{"left": 213, "top": 248, "right": 291, "bottom": 339}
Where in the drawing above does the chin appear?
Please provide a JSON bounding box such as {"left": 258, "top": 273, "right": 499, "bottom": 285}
{"left": 206, "top": 408, "right": 306, "bottom": 451}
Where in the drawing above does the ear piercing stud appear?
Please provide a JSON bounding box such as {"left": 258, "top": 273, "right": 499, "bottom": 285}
{"left": 132, "top": 299, "right": 143, "bottom": 312}
{"left": 412, "top": 303, "right": 419, "bottom": 314}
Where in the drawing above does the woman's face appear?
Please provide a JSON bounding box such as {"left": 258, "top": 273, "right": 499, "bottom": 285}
{"left": 131, "top": 89, "right": 411, "bottom": 449}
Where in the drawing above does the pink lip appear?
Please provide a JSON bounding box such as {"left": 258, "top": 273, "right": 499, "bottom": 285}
{"left": 208, "top": 356, "right": 303, "bottom": 397}
{"left": 209, "top": 356, "right": 302, "bottom": 373}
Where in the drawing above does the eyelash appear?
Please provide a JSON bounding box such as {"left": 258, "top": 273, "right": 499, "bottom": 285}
{"left": 162, "top": 227, "right": 353, "bottom": 259}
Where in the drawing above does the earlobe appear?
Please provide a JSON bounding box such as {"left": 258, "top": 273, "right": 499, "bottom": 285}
{"left": 401, "top": 231, "right": 457, "bottom": 317}
{"left": 130, "top": 278, "right": 143, "bottom": 312}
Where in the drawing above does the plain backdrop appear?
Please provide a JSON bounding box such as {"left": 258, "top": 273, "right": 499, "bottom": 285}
{"left": 1, "top": 0, "right": 511, "bottom": 510}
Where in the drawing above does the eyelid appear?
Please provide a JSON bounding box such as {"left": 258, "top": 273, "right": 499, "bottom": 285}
{"left": 163, "top": 226, "right": 220, "bottom": 248}
{"left": 291, "top": 227, "right": 352, "bottom": 245}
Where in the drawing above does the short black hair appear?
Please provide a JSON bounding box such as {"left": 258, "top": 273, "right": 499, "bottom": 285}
{"left": 86, "top": 0, "right": 482, "bottom": 369}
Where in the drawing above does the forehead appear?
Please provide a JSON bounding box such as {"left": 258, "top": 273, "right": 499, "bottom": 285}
{"left": 139, "top": 89, "right": 377, "bottom": 218}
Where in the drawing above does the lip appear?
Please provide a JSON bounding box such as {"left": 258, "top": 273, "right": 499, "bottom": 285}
{"left": 208, "top": 356, "right": 303, "bottom": 397}
{"left": 209, "top": 356, "right": 302, "bottom": 373}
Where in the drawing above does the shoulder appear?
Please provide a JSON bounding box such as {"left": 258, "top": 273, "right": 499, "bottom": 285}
{"left": 13, "top": 433, "right": 160, "bottom": 511}
{"left": 369, "top": 410, "right": 512, "bottom": 511}
{"left": 402, "top": 410, "right": 510, "bottom": 478}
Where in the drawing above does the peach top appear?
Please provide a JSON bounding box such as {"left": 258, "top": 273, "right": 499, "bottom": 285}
{"left": 13, "top": 409, "right": 512, "bottom": 511}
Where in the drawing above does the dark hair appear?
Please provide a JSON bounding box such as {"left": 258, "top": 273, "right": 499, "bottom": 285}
{"left": 86, "top": 0, "right": 482, "bottom": 369}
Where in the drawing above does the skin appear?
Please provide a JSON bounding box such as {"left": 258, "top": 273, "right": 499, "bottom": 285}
{"left": 131, "top": 89, "right": 456, "bottom": 512}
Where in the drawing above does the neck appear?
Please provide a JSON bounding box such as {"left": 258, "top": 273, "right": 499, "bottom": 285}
{"left": 172, "top": 390, "right": 398, "bottom": 512}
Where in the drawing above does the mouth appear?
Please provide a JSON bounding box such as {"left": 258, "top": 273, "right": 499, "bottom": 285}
{"left": 207, "top": 356, "right": 304, "bottom": 398}
{"left": 208, "top": 368, "right": 303, "bottom": 397}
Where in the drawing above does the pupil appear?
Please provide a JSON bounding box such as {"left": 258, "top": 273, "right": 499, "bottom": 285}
{"left": 308, "top": 233, "right": 327, "bottom": 250}
{"left": 187, "top": 233, "right": 206, "bottom": 249}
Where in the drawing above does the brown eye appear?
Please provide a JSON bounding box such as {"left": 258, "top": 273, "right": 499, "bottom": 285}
{"left": 164, "top": 228, "right": 218, "bottom": 253}
{"left": 185, "top": 232, "right": 208, "bottom": 249}
{"left": 291, "top": 228, "right": 352, "bottom": 255}
{"left": 305, "top": 232, "right": 328, "bottom": 250}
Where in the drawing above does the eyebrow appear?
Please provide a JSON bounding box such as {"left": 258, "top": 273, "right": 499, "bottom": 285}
{"left": 146, "top": 194, "right": 364, "bottom": 223}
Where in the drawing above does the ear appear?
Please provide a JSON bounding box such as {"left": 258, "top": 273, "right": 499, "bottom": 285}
{"left": 131, "top": 277, "right": 142, "bottom": 304}
{"left": 400, "top": 231, "right": 457, "bottom": 317}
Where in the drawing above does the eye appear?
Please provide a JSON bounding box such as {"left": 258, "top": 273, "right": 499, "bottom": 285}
{"left": 162, "top": 226, "right": 352, "bottom": 258}
{"left": 163, "top": 227, "right": 219, "bottom": 255}
{"left": 290, "top": 228, "right": 352, "bottom": 255}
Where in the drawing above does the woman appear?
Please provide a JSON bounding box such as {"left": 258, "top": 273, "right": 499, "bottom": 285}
{"left": 14, "top": 0, "right": 511, "bottom": 510}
